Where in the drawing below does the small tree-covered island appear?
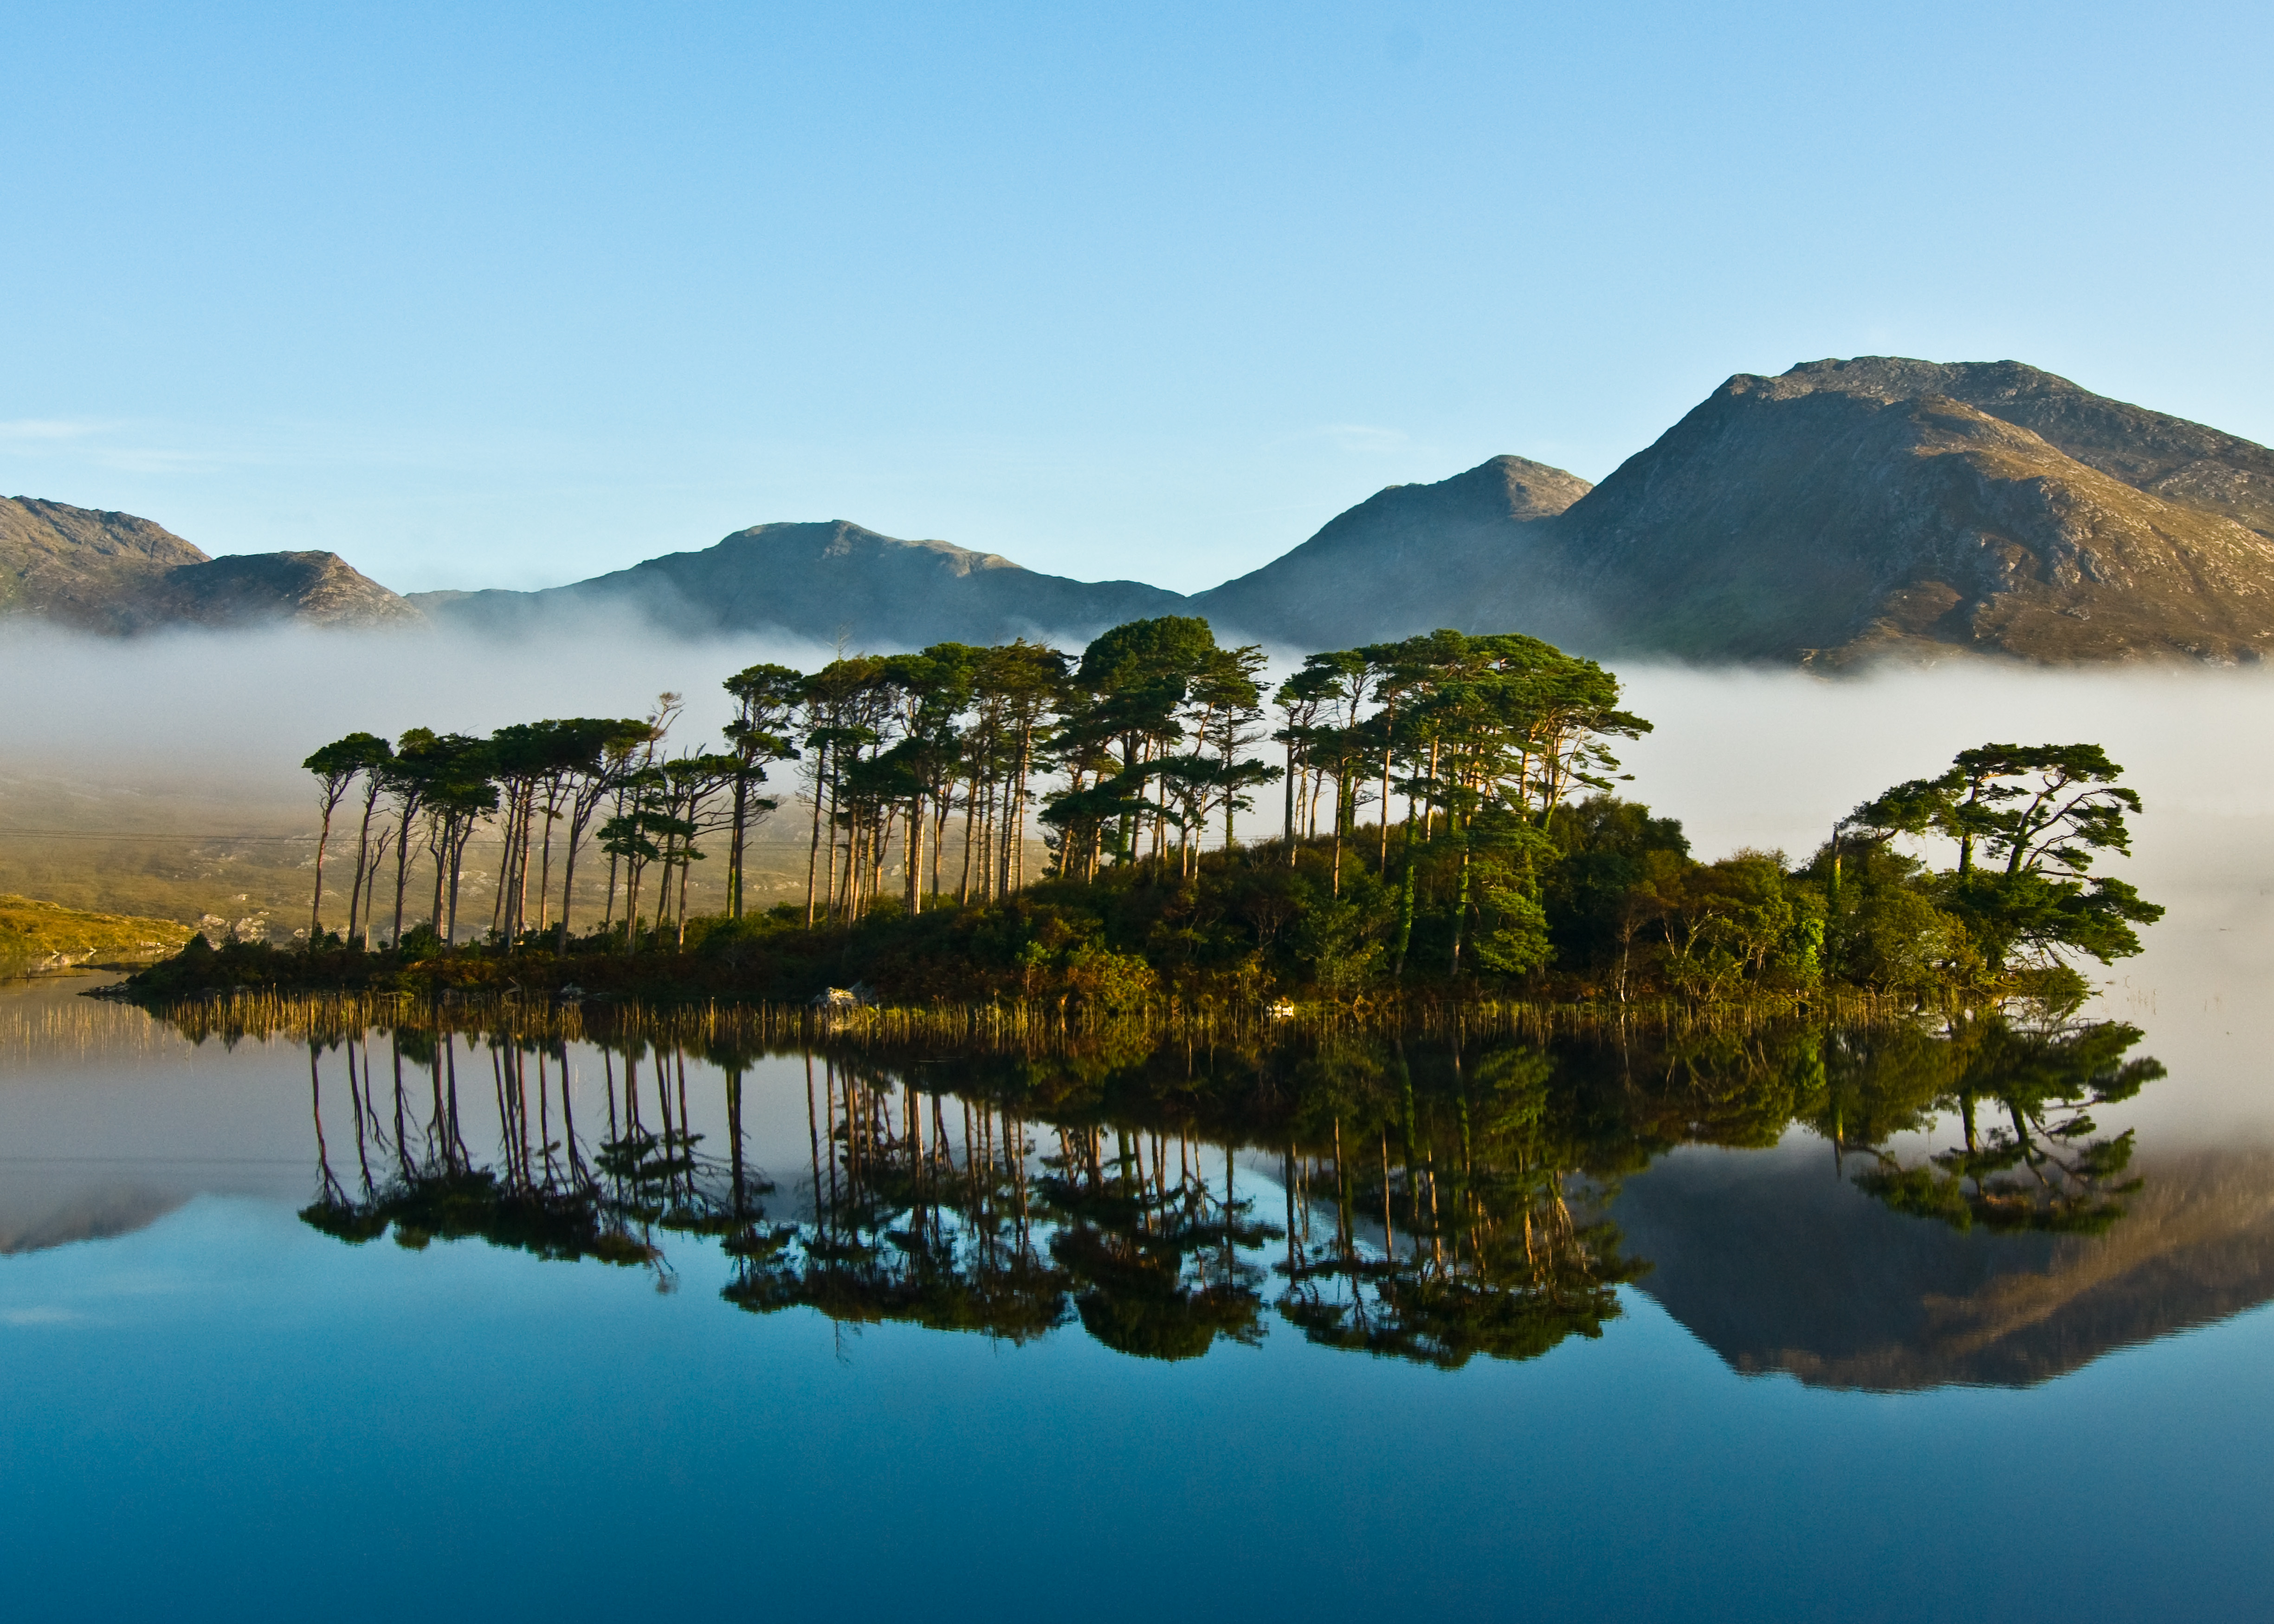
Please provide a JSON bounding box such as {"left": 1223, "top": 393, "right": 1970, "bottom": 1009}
{"left": 122, "top": 617, "right": 2163, "bottom": 1012}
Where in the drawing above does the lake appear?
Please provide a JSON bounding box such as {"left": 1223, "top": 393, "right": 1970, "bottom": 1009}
{"left": 1, "top": 975, "right": 2269, "bottom": 1623}
{"left": 6, "top": 662, "right": 2274, "bottom": 1621}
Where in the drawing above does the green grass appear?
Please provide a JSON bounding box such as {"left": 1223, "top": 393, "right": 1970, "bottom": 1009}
{"left": 0, "top": 892, "right": 193, "bottom": 969}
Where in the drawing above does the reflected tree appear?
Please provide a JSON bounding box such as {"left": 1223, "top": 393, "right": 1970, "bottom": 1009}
{"left": 1841, "top": 1014, "right": 2160, "bottom": 1233}
{"left": 1276, "top": 1042, "right": 1644, "bottom": 1368}
{"left": 280, "top": 998, "right": 2171, "bottom": 1365}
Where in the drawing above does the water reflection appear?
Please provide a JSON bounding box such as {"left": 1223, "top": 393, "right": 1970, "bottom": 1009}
{"left": 302, "top": 1031, "right": 760, "bottom": 1274}
{"left": 1828, "top": 1018, "right": 2160, "bottom": 1235}
{"left": 191, "top": 995, "right": 2264, "bottom": 1387}
{"left": 730, "top": 1057, "right": 1280, "bottom": 1357}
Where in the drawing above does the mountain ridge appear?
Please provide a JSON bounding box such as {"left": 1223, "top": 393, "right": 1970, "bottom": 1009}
{"left": 407, "top": 519, "right": 1186, "bottom": 647}
{"left": 15, "top": 355, "right": 2274, "bottom": 663}
{"left": 1188, "top": 454, "right": 1591, "bottom": 648}
{"left": 0, "top": 496, "right": 421, "bottom": 633}
{"left": 1506, "top": 361, "right": 2274, "bottom": 664}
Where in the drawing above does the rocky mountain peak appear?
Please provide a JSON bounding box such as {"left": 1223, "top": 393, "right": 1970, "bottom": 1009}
{"left": 0, "top": 497, "right": 421, "bottom": 633}
{"left": 1, "top": 496, "right": 209, "bottom": 566}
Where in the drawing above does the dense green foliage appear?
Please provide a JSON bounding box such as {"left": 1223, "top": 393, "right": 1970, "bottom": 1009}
{"left": 214, "top": 619, "right": 2166, "bottom": 1011}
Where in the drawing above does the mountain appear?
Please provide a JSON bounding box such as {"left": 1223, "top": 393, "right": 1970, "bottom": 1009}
{"left": 416, "top": 358, "right": 2274, "bottom": 666}
{"left": 0, "top": 497, "right": 421, "bottom": 633}
{"left": 412, "top": 519, "right": 1185, "bottom": 646}
{"left": 1489, "top": 359, "right": 2274, "bottom": 665}
{"left": 1775, "top": 356, "right": 2274, "bottom": 539}
{"left": 17, "top": 355, "right": 2274, "bottom": 663}
{"left": 1190, "top": 454, "right": 1592, "bottom": 647}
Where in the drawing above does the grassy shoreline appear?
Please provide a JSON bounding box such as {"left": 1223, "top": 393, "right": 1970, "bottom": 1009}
{"left": 0, "top": 893, "right": 193, "bottom": 975}
{"left": 103, "top": 966, "right": 1920, "bottom": 1052}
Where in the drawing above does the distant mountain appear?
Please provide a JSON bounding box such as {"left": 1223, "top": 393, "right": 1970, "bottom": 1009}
{"left": 18, "top": 356, "right": 2274, "bottom": 663}
{"left": 0, "top": 497, "right": 420, "bottom": 633}
{"left": 1190, "top": 454, "right": 1592, "bottom": 648}
{"left": 413, "top": 519, "right": 1185, "bottom": 647}
{"left": 418, "top": 358, "right": 2274, "bottom": 666}
{"left": 1777, "top": 356, "right": 2274, "bottom": 538}
{"left": 1494, "top": 358, "right": 2274, "bottom": 665}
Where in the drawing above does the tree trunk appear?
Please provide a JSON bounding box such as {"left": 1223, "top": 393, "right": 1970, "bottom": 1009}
{"left": 1379, "top": 747, "right": 1392, "bottom": 874}
{"left": 309, "top": 793, "right": 342, "bottom": 942}
{"left": 957, "top": 772, "right": 978, "bottom": 905}
{"left": 513, "top": 784, "right": 537, "bottom": 944}
{"left": 345, "top": 784, "right": 379, "bottom": 948}
{"left": 803, "top": 740, "right": 827, "bottom": 927}
{"left": 728, "top": 770, "right": 749, "bottom": 919}
{"left": 1425, "top": 737, "right": 1440, "bottom": 840}
{"left": 1004, "top": 724, "right": 1023, "bottom": 892}
{"left": 1392, "top": 853, "right": 1415, "bottom": 979}
{"left": 555, "top": 812, "right": 582, "bottom": 949}
{"left": 1283, "top": 728, "right": 1298, "bottom": 864}
{"left": 446, "top": 828, "right": 468, "bottom": 945}
{"left": 1449, "top": 838, "right": 1471, "bottom": 976}
{"left": 429, "top": 828, "right": 448, "bottom": 941}
{"left": 906, "top": 794, "right": 924, "bottom": 915}
{"left": 360, "top": 830, "right": 389, "bottom": 949}
{"left": 488, "top": 794, "right": 517, "bottom": 943}
{"left": 536, "top": 785, "right": 562, "bottom": 935}
{"left": 822, "top": 760, "right": 843, "bottom": 923}
{"left": 676, "top": 848, "right": 691, "bottom": 948}
{"left": 391, "top": 805, "right": 416, "bottom": 946}
{"left": 930, "top": 786, "right": 949, "bottom": 899}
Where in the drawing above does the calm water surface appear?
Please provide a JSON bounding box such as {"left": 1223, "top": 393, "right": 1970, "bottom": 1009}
{"left": 2, "top": 966, "right": 2270, "bottom": 1622}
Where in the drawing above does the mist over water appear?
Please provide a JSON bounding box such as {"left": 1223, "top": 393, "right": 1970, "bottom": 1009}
{"left": 0, "top": 620, "right": 838, "bottom": 808}
{"left": 19, "top": 622, "right": 2263, "bottom": 838}
{"left": 2, "top": 637, "right": 2273, "bottom": 1622}
{"left": 1612, "top": 661, "right": 2274, "bottom": 858}
{"left": 7, "top": 623, "right": 2270, "bottom": 877}
{"left": 1609, "top": 662, "right": 2274, "bottom": 1146}
{"left": 4, "top": 625, "right": 2270, "bottom": 1144}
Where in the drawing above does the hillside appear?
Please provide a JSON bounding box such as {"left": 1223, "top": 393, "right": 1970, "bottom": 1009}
{"left": 411, "top": 358, "right": 2274, "bottom": 666}
{"left": 1509, "top": 362, "right": 2274, "bottom": 665}
{"left": 0, "top": 893, "right": 192, "bottom": 970}
{"left": 1192, "top": 454, "right": 1591, "bottom": 647}
{"left": 0, "top": 497, "right": 422, "bottom": 633}
{"left": 1770, "top": 357, "right": 2274, "bottom": 540}
{"left": 0, "top": 498, "right": 206, "bottom": 629}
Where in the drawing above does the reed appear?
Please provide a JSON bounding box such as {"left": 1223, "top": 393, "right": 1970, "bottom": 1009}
{"left": 125, "top": 984, "right": 1921, "bottom": 1057}
{"left": 0, "top": 984, "right": 187, "bottom": 1063}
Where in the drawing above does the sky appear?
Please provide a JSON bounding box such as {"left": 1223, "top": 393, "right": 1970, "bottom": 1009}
{"left": 4, "top": 0, "right": 2270, "bottom": 596}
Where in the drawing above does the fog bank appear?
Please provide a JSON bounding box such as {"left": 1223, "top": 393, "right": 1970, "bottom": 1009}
{"left": 1611, "top": 660, "right": 2274, "bottom": 1145}
{"left": 0, "top": 620, "right": 840, "bottom": 808}
{"left": 1, "top": 627, "right": 2268, "bottom": 1140}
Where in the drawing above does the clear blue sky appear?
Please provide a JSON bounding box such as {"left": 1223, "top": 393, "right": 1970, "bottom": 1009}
{"left": 5, "top": 0, "right": 2269, "bottom": 595}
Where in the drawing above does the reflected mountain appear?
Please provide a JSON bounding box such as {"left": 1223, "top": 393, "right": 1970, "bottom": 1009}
{"left": 0, "top": 1184, "right": 189, "bottom": 1254}
{"left": 156, "top": 998, "right": 2274, "bottom": 1387}
{"left": 1619, "top": 1139, "right": 2274, "bottom": 1391}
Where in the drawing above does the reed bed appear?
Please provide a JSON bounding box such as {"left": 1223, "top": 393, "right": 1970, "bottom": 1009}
{"left": 127, "top": 985, "right": 1921, "bottom": 1055}
{"left": 0, "top": 986, "right": 184, "bottom": 1064}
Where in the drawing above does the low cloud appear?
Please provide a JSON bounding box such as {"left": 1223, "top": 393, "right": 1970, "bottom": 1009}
{"left": 0, "top": 618, "right": 836, "bottom": 808}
